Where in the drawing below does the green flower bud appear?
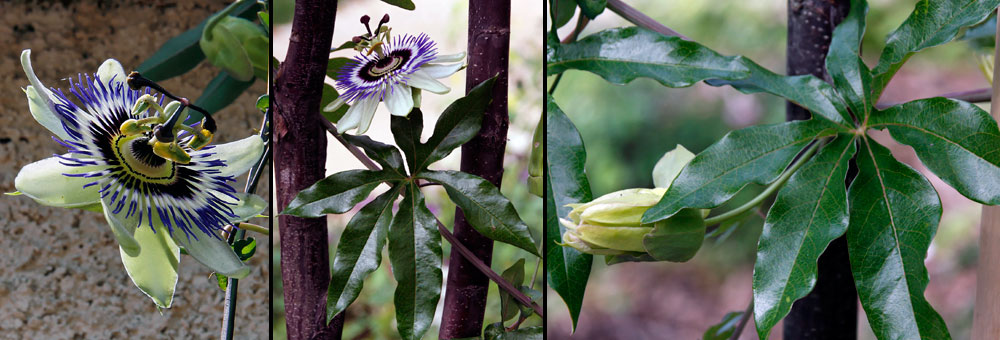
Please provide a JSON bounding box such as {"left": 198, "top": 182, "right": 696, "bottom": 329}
{"left": 200, "top": 15, "right": 267, "bottom": 81}
{"left": 559, "top": 188, "right": 667, "bottom": 255}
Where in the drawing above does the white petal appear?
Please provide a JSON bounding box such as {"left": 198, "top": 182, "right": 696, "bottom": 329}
{"left": 21, "top": 50, "right": 70, "bottom": 140}
{"left": 337, "top": 96, "right": 378, "bottom": 134}
{"left": 14, "top": 155, "right": 102, "bottom": 208}
{"left": 101, "top": 191, "right": 141, "bottom": 257}
{"left": 420, "top": 63, "right": 464, "bottom": 79}
{"left": 208, "top": 135, "right": 265, "bottom": 178}
{"left": 432, "top": 52, "right": 466, "bottom": 63}
{"left": 97, "top": 59, "right": 127, "bottom": 88}
{"left": 323, "top": 96, "right": 347, "bottom": 112}
{"left": 120, "top": 222, "right": 179, "bottom": 308}
{"left": 384, "top": 84, "right": 414, "bottom": 117}
{"left": 404, "top": 70, "right": 450, "bottom": 94}
{"left": 171, "top": 228, "right": 250, "bottom": 278}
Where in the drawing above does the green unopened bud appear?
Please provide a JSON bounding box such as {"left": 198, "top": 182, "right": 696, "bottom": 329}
{"left": 560, "top": 188, "right": 665, "bottom": 255}
{"left": 201, "top": 15, "right": 267, "bottom": 82}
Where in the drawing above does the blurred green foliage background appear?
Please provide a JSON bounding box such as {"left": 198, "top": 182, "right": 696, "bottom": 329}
{"left": 548, "top": 0, "right": 989, "bottom": 339}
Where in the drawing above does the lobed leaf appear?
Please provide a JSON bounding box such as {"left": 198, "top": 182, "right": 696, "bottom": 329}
{"left": 189, "top": 72, "right": 255, "bottom": 124}
{"left": 342, "top": 134, "right": 407, "bottom": 176}
{"left": 642, "top": 119, "right": 839, "bottom": 223}
{"left": 388, "top": 183, "right": 442, "bottom": 340}
{"left": 826, "top": 0, "right": 872, "bottom": 121}
{"left": 870, "top": 97, "right": 1000, "bottom": 205}
{"left": 752, "top": 135, "right": 856, "bottom": 339}
{"left": 707, "top": 58, "right": 854, "bottom": 127}
{"left": 281, "top": 170, "right": 402, "bottom": 217}
{"left": 545, "top": 96, "right": 593, "bottom": 331}
{"left": 547, "top": 27, "right": 750, "bottom": 88}
{"left": 418, "top": 170, "right": 539, "bottom": 256}
{"left": 871, "top": 0, "right": 1000, "bottom": 99}
{"left": 848, "top": 137, "right": 950, "bottom": 340}
{"left": 326, "top": 185, "right": 401, "bottom": 323}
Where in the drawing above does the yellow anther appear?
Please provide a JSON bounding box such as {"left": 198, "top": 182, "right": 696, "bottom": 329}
{"left": 187, "top": 129, "right": 214, "bottom": 150}
{"left": 152, "top": 141, "right": 191, "bottom": 164}
{"left": 119, "top": 119, "right": 150, "bottom": 136}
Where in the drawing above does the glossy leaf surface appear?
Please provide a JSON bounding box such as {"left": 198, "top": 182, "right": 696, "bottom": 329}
{"left": 643, "top": 119, "right": 838, "bottom": 223}
{"left": 848, "top": 138, "right": 949, "bottom": 340}
{"left": 545, "top": 97, "right": 593, "bottom": 331}
{"left": 871, "top": 0, "right": 1000, "bottom": 98}
{"left": 282, "top": 170, "right": 401, "bottom": 217}
{"left": 326, "top": 186, "right": 400, "bottom": 323}
{"left": 871, "top": 98, "right": 1000, "bottom": 205}
{"left": 547, "top": 27, "right": 749, "bottom": 87}
{"left": 752, "top": 135, "right": 856, "bottom": 338}
{"left": 388, "top": 184, "right": 442, "bottom": 340}
{"left": 418, "top": 170, "right": 539, "bottom": 255}
{"left": 826, "top": 0, "right": 872, "bottom": 121}
{"left": 642, "top": 208, "right": 705, "bottom": 262}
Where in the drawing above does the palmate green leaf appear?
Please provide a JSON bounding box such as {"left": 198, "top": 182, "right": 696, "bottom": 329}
{"left": 547, "top": 27, "right": 750, "bottom": 87}
{"left": 326, "top": 185, "right": 401, "bottom": 324}
{"left": 380, "top": 0, "right": 415, "bottom": 10}
{"left": 499, "top": 258, "right": 526, "bottom": 322}
{"left": 642, "top": 208, "right": 705, "bottom": 262}
{"left": 189, "top": 71, "right": 255, "bottom": 124}
{"left": 388, "top": 183, "right": 442, "bottom": 340}
{"left": 703, "top": 311, "right": 744, "bottom": 340}
{"left": 391, "top": 77, "right": 496, "bottom": 173}
{"left": 136, "top": 0, "right": 259, "bottom": 82}
{"left": 752, "top": 135, "right": 856, "bottom": 339}
{"left": 545, "top": 96, "right": 593, "bottom": 331}
{"left": 281, "top": 170, "right": 402, "bottom": 218}
{"left": 642, "top": 119, "right": 839, "bottom": 224}
{"left": 871, "top": 98, "right": 1000, "bottom": 205}
{"left": 418, "top": 170, "right": 539, "bottom": 256}
{"left": 549, "top": 0, "right": 577, "bottom": 30}
{"left": 848, "top": 137, "right": 949, "bottom": 340}
{"left": 826, "top": 0, "right": 872, "bottom": 121}
{"left": 326, "top": 57, "right": 353, "bottom": 79}
{"left": 391, "top": 108, "right": 424, "bottom": 173}
{"left": 871, "top": 0, "right": 1000, "bottom": 99}
{"left": 342, "top": 134, "right": 407, "bottom": 176}
{"left": 576, "top": 0, "right": 606, "bottom": 19}
{"left": 706, "top": 58, "right": 854, "bottom": 127}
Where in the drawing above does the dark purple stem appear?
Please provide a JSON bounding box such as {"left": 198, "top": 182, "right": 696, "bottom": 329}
{"left": 783, "top": 1, "right": 858, "bottom": 339}
{"left": 275, "top": 0, "right": 342, "bottom": 339}
{"left": 439, "top": 0, "right": 511, "bottom": 337}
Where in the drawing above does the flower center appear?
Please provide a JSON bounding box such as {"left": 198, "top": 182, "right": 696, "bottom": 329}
{"left": 361, "top": 50, "right": 412, "bottom": 81}
{"left": 113, "top": 134, "right": 178, "bottom": 184}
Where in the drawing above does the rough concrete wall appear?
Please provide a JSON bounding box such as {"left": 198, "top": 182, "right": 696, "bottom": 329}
{"left": 0, "top": 1, "right": 269, "bottom": 339}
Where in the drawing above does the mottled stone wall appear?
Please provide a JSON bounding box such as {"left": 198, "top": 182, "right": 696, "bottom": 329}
{"left": 0, "top": 1, "right": 269, "bottom": 339}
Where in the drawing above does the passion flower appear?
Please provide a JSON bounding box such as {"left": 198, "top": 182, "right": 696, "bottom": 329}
{"left": 325, "top": 14, "right": 466, "bottom": 134}
{"left": 13, "top": 50, "right": 266, "bottom": 308}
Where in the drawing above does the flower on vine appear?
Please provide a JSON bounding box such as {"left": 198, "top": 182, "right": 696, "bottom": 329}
{"left": 13, "top": 50, "right": 266, "bottom": 308}
{"left": 324, "top": 14, "right": 466, "bottom": 134}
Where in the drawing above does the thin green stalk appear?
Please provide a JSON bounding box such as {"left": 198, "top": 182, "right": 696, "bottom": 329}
{"left": 702, "top": 139, "right": 823, "bottom": 226}
{"left": 221, "top": 108, "right": 270, "bottom": 340}
{"left": 236, "top": 222, "right": 270, "bottom": 235}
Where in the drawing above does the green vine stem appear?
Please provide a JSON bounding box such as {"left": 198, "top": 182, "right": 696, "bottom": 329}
{"left": 702, "top": 138, "right": 824, "bottom": 227}
{"left": 221, "top": 109, "right": 270, "bottom": 340}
